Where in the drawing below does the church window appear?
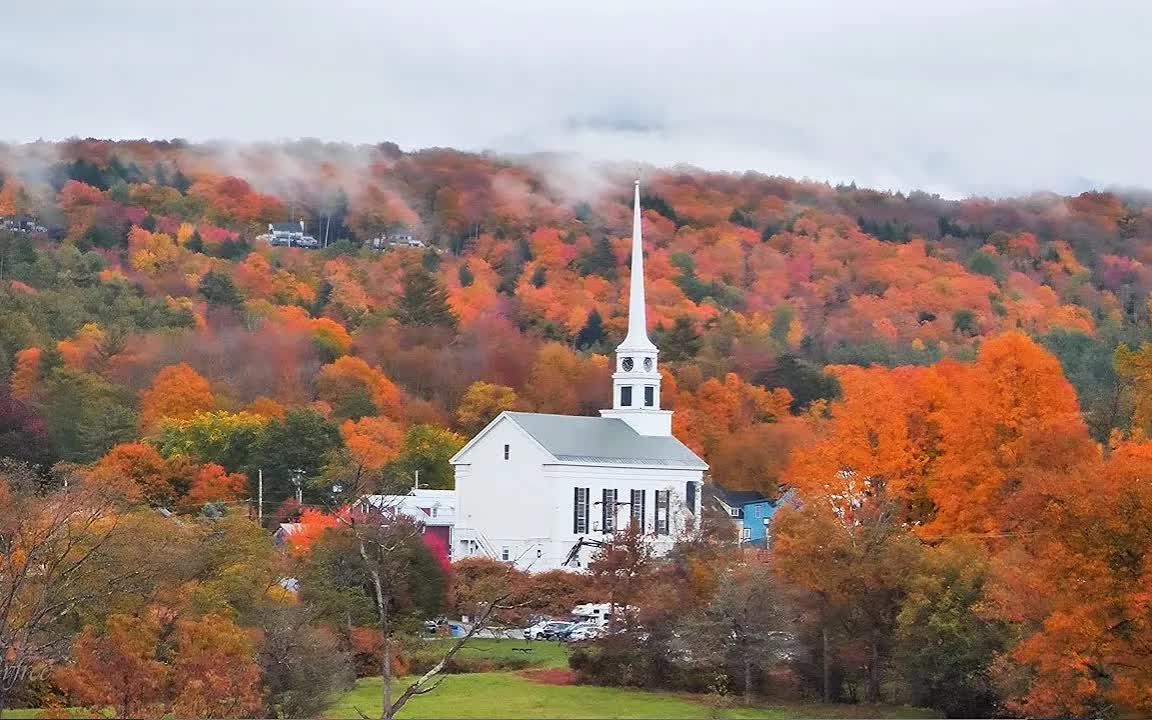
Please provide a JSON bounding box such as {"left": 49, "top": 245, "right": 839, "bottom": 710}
{"left": 655, "top": 490, "right": 670, "bottom": 535}
{"left": 503, "top": 444, "right": 510, "bottom": 460}
{"left": 630, "top": 489, "right": 646, "bottom": 529}
{"left": 620, "top": 386, "right": 633, "bottom": 407}
{"left": 602, "top": 489, "right": 617, "bottom": 533}
{"left": 644, "top": 386, "right": 655, "bottom": 407}
{"left": 501, "top": 546, "right": 510, "bottom": 561}
{"left": 573, "top": 487, "right": 590, "bottom": 534}
{"left": 685, "top": 482, "right": 697, "bottom": 514}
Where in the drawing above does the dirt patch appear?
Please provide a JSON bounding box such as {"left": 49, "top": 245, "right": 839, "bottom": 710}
{"left": 519, "top": 668, "right": 577, "bottom": 685}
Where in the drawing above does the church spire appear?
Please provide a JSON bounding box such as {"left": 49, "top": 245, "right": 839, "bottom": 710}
{"left": 619, "top": 180, "right": 657, "bottom": 352}
{"left": 601, "top": 179, "right": 671, "bottom": 436}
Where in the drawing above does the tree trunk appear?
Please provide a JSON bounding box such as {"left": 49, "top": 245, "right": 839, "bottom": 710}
{"left": 382, "top": 600, "right": 393, "bottom": 720}
{"left": 359, "top": 539, "right": 393, "bottom": 720}
{"left": 867, "top": 633, "right": 881, "bottom": 704}
{"left": 822, "top": 625, "right": 832, "bottom": 703}
{"left": 743, "top": 655, "right": 754, "bottom": 706}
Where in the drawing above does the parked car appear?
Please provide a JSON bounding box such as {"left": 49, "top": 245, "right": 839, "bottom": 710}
{"left": 523, "top": 620, "right": 551, "bottom": 639}
{"left": 526, "top": 620, "right": 574, "bottom": 640}
{"left": 565, "top": 623, "right": 606, "bottom": 642}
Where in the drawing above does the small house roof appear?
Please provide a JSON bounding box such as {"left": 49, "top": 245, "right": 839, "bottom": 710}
{"left": 709, "top": 485, "right": 770, "bottom": 508}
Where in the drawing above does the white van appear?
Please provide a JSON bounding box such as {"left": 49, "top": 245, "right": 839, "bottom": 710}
{"left": 570, "top": 603, "right": 617, "bottom": 627}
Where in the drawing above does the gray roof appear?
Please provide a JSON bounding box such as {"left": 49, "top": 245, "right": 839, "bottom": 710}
{"left": 503, "top": 412, "right": 707, "bottom": 470}
{"left": 709, "top": 485, "right": 769, "bottom": 507}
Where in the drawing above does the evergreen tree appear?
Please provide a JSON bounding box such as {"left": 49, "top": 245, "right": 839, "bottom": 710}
{"left": 728, "top": 208, "right": 756, "bottom": 229}
{"left": 575, "top": 235, "right": 616, "bottom": 279}
{"left": 197, "top": 271, "right": 245, "bottom": 309}
{"left": 640, "top": 192, "right": 678, "bottom": 223}
{"left": 394, "top": 268, "right": 457, "bottom": 329}
{"left": 185, "top": 230, "right": 204, "bottom": 254}
{"left": 171, "top": 169, "right": 192, "bottom": 193}
{"left": 530, "top": 266, "right": 547, "bottom": 288}
{"left": 574, "top": 309, "right": 605, "bottom": 350}
{"left": 754, "top": 354, "right": 840, "bottom": 411}
{"left": 457, "top": 262, "right": 474, "bottom": 288}
{"left": 653, "top": 317, "right": 702, "bottom": 361}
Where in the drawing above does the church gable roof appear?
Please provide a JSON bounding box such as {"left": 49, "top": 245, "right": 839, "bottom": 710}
{"left": 503, "top": 412, "right": 707, "bottom": 470}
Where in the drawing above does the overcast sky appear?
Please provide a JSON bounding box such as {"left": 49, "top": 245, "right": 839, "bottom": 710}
{"left": 2, "top": 0, "right": 1150, "bottom": 197}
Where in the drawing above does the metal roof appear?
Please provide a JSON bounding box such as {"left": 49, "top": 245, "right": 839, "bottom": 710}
{"left": 709, "top": 485, "right": 770, "bottom": 507}
{"left": 503, "top": 412, "right": 707, "bottom": 470}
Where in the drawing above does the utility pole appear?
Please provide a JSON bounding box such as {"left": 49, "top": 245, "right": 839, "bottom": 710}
{"left": 257, "top": 469, "right": 264, "bottom": 524}
{"left": 291, "top": 468, "right": 305, "bottom": 505}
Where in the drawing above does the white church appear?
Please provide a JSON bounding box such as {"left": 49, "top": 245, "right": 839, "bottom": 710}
{"left": 450, "top": 181, "right": 708, "bottom": 571}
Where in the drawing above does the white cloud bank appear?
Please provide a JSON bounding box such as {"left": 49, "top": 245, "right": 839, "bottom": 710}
{"left": 1, "top": 0, "right": 1150, "bottom": 197}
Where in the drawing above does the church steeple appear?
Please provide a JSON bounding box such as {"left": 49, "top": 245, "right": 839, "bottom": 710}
{"left": 620, "top": 180, "right": 657, "bottom": 353}
{"left": 601, "top": 179, "right": 672, "bottom": 436}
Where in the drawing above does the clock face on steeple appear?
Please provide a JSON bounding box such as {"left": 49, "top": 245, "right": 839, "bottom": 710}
{"left": 622, "top": 357, "right": 634, "bottom": 372}
{"left": 644, "top": 357, "right": 653, "bottom": 371}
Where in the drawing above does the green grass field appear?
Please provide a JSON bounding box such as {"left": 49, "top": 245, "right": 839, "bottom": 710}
{"left": 327, "top": 671, "right": 938, "bottom": 720}
{"left": 422, "top": 637, "right": 570, "bottom": 668}
{"left": 8, "top": 640, "right": 937, "bottom": 719}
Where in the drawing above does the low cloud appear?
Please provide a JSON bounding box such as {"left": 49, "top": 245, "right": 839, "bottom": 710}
{"left": 1, "top": 0, "right": 1150, "bottom": 198}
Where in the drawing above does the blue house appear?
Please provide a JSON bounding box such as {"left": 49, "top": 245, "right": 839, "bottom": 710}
{"left": 707, "top": 485, "right": 792, "bottom": 548}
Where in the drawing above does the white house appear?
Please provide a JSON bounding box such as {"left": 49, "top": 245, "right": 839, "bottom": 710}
{"left": 358, "top": 488, "right": 456, "bottom": 551}
{"left": 267, "top": 221, "right": 320, "bottom": 248}
{"left": 450, "top": 181, "right": 708, "bottom": 571}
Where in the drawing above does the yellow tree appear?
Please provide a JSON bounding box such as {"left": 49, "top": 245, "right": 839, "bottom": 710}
{"left": 455, "top": 381, "right": 519, "bottom": 435}
{"left": 1115, "top": 342, "right": 1152, "bottom": 432}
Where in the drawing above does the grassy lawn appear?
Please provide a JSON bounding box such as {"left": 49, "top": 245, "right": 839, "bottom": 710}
{"left": 10, "top": 641, "right": 936, "bottom": 719}
{"left": 327, "top": 672, "right": 938, "bottom": 720}
{"left": 423, "top": 637, "right": 569, "bottom": 668}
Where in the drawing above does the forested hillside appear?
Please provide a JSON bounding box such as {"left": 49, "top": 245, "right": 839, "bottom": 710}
{"left": 3, "top": 140, "right": 1152, "bottom": 718}
{"left": 2, "top": 139, "right": 1148, "bottom": 502}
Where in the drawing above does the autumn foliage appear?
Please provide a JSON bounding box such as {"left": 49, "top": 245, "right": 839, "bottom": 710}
{"left": 776, "top": 333, "right": 1152, "bottom": 715}
{"left": 56, "top": 612, "right": 262, "bottom": 719}
{"left": 139, "top": 363, "right": 215, "bottom": 431}
{"left": 5, "top": 139, "right": 1152, "bottom": 717}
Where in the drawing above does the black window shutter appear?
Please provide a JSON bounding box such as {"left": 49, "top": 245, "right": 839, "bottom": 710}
{"left": 631, "top": 489, "right": 646, "bottom": 529}
{"left": 602, "top": 489, "right": 615, "bottom": 533}
{"left": 573, "top": 487, "right": 580, "bottom": 534}
{"left": 656, "top": 490, "right": 670, "bottom": 534}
